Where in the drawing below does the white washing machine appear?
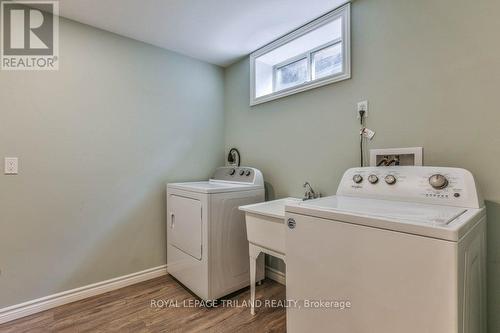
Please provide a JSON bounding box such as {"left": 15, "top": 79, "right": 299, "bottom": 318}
{"left": 166, "top": 167, "right": 265, "bottom": 300}
{"left": 285, "top": 166, "right": 486, "bottom": 333}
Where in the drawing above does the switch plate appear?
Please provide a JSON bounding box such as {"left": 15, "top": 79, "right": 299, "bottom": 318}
{"left": 4, "top": 157, "right": 18, "bottom": 175}
{"left": 357, "top": 100, "right": 369, "bottom": 118}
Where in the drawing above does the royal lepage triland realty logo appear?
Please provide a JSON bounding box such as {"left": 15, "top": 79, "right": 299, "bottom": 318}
{"left": 1, "top": 1, "right": 59, "bottom": 70}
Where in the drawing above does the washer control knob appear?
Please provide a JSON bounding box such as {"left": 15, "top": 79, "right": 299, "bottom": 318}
{"left": 239, "top": 170, "right": 245, "bottom": 176}
{"left": 229, "top": 169, "right": 236, "bottom": 176}
{"left": 353, "top": 174, "right": 363, "bottom": 184}
{"left": 245, "top": 170, "right": 251, "bottom": 176}
{"left": 385, "top": 175, "right": 397, "bottom": 185}
{"left": 429, "top": 174, "right": 449, "bottom": 189}
{"left": 368, "top": 174, "right": 379, "bottom": 184}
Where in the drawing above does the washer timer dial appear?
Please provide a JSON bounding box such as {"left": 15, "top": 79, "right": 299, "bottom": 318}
{"left": 429, "top": 174, "right": 449, "bottom": 190}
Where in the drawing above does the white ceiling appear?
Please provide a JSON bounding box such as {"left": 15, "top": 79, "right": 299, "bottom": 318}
{"left": 31, "top": 0, "right": 349, "bottom": 67}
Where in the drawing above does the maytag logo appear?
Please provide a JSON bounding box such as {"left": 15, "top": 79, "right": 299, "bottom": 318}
{"left": 1, "top": 0, "right": 59, "bottom": 70}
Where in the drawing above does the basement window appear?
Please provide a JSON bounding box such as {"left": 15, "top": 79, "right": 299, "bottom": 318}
{"left": 250, "top": 3, "right": 351, "bottom": 105}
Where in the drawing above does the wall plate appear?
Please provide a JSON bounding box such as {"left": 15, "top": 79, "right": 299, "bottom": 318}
{"left": 357, "top": 100, "right": 368, "bottom": 118}
{"left": 369, "top": 147, "right": 423, "bottom": 166}
{"left": 4, "top": 157, "right": 18, "bottom": 175}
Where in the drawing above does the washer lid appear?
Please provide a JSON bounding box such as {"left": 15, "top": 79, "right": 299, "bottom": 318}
{"left": 299, "top": 196, "right": 466, "bottom": 225}
{"left": 286, "top": 196, "right": 485, "bottom": 241}
{"left": 167, "top": 180, "right": 263, "bottom": 194}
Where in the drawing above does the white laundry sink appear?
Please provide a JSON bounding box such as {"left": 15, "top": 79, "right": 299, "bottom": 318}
{"left": 239, "top": 197, "right": 300, "bottom": 315}
{"left": 240, "top": 198, "right": 301, "bottom": 255}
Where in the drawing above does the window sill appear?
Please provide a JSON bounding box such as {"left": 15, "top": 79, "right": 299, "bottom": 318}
{"left": 250, "top": 71, "right": 351, "bottom": 106}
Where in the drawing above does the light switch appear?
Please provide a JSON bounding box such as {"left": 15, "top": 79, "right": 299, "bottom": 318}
{"left": 4, "top": 157, "right": 18, "bottom": 175}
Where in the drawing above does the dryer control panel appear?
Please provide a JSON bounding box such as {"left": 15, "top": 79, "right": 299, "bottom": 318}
{"left": 211, "top": 167, "right": 264, "bottom": 186}
{"left": 337, "top": 166, "right": 483, "bottom": 209}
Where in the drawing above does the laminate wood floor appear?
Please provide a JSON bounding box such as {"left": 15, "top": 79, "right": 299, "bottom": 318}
{"left": 0, "top": 276, "right": 286, "bottom": 333}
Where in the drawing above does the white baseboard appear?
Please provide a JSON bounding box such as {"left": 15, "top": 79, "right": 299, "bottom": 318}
{"left": 0, "top": 265, "right": 167, "bottom": 325}
{"left": 265, "top": 266, "right": 286, "bottom": 285}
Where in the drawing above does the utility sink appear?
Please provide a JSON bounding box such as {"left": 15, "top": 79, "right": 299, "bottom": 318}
{"left": 240, "top": 197, "right": 301, "bottom": 255}
{"left": 239, "top": 197, "right": 301, "bottom": 315}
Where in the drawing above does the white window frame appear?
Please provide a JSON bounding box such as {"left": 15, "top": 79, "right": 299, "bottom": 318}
{"left": 272, "top": 54, "right": 309, "bottom": 92}
{"left": 310, "top": 40, "right": 343, "bottom": 80}
{"left": 250, "top": 3, "right": 351, "bottom": 106}
{"left": 272, "top": 39, "right": 342, "bottom": 93}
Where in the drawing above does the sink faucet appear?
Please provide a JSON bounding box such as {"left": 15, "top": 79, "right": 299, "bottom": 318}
{"left": 303, "top": 182, "right": 320, "bottom": 201}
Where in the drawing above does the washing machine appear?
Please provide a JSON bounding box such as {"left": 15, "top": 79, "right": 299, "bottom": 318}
{"left": 285, "top": 166, "right": 486, "bottom": 333}
{"left": 166, "top": 167, "right": 265, "bottom": 300}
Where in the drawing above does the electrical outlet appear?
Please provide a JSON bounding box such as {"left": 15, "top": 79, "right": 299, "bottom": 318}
{"left": 357, "top": 100, "right": 369, "bottom": 118}
{"left": 4, "top": 157, "right": 18, "bottom": 175}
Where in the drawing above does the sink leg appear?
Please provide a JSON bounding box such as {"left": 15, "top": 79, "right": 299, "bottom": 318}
{"left": 249, "top": 244, "right": 262, "bottom": 316}
{"left": 250, "top": 255, "right": 257, "bottom": 315}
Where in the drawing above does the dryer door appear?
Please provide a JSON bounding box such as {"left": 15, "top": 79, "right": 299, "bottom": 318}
{"left": 169, "top": 195, "right": 202, "bottom": 260}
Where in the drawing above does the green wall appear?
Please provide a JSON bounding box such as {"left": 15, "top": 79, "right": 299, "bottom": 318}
{"left": 0, "top": 18, "right": 224, "bottom": 308}
{"left": 1, "top": 1, "right": 499, "bottom": 330}
{"left": 224, "top": 0, "right": 500, "bottom": 331}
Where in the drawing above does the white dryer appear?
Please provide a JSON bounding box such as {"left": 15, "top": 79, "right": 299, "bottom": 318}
{"left": 285, "top": 166, "right": 486, "bottom": 333}
{"left": 167, "top": 167, "right": 265, "bottom": 300}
